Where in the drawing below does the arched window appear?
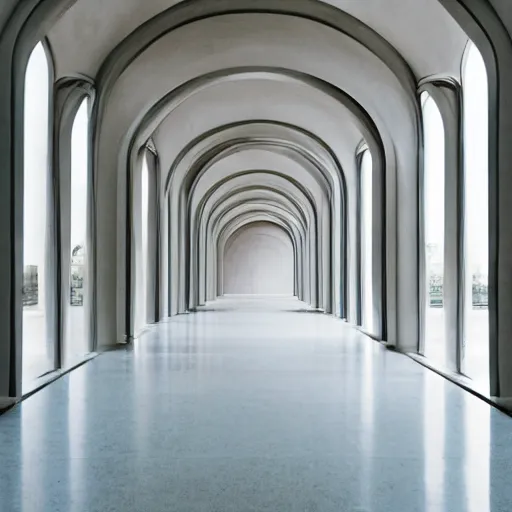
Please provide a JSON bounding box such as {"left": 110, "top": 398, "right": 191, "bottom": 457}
{"left": 66, "top": 97, "right": 90, "bottom": 365}
{"left": 134, "top": 151, "right": 149, "bottom": 335}
{"left": 22, "top": 42, "right": 53, "bottom": 388}
{"left": 360, "top": 149, "right": 374, "bottom": 333}
{"left": 421, "top": 92, "right": 446, "bottom": 366}
{"left": 462, "top": 42, "right": 489, "bottom": 390}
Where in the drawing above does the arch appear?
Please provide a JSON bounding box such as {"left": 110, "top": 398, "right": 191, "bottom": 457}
{"left": 358, "top": 148, "right": 375, "bottom": 335}
{"left": 3, "top": 0, "right": 506, "bottom": 405}
{"left": 206, "top": 192, "right": 310, "bottom": 303}
{"left": 181, "top": 148, "right": 330, "bottom": 312}
{"left": 193, "top": 172, "right": 316, "bottom": 305}
{"left": 129, "top": 145, "right": 160, "bottom": 338}
{"left": 64, "top": 9, "right": 417, "bottom": 346}
{"left": 104, "top": 64, "right": 391, "bottom": 342}
{"left": 65, "top": 95, "right": 91, "bottom": 364}
{"left": 420, "top": 91, "right": 447, "bottom": 367}
{"left": 92, "top": 0, "right": 416, "bottom": 100}
{"left": 164, "top": 120, "right": 350, "bottom": 316}
{"left": 53, "top": 76, "right": 96, "bottom": 357}
{"left": 437, "top": 0, "right": 512, "bottom": 399}
{"left": 217, "top": 214, "right": 301, "bottom": 301}
{"left": 129, "top": 69, "right": 383, "bottom": 328}
{"left": 215, "top": 208, "right": 304, "bottom": 300}
{"left": 222, "top": 222, "right": 295, "bottom": 296}
{"left": 163, "top": 130, "right": 352, "bottom": 314}
{"left": 22, "top": 39, "right": 55, "bottom": 389}
{"left": 461, "top": 40, "right": 489, "bottom": 389}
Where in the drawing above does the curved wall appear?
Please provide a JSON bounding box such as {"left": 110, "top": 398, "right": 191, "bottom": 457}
{"left": 223, "top": 222, "right": 294, "bottom": 295}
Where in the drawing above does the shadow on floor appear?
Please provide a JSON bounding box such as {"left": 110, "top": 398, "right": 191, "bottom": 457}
{"left": 187, "top": 307, "right": 238, "bottom": 313}
{"left": 280, "top": 308, "right": 325, "bottom": 314}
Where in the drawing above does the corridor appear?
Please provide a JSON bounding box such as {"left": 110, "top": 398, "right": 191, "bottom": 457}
{"left": 1, "top": 296, "right": 511, "bottom": 512}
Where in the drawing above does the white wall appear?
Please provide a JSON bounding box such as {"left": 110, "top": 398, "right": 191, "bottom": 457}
{"left": 223, "top": 222, "right": 294, "bottom": 295}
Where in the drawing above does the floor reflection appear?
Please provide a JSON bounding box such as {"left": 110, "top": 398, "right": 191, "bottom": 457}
{"left": 423, "top": 307, "right": 489, "bottom": 392}
{"left": 465, "top": 394, "right": 490, "bottom": 512}
{"left": 22, "top": 306, "right": 88, "bottom": 393}
{"left": 424, "top": 373, "right": 446, "bottom": 511}
{"left": 359, "top": 339, "right": 375, "bottom": 510}
{"left": 0, "top": 296, "right": 510, "bottom": 511}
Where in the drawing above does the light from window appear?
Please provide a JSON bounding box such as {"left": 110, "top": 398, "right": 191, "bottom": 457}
{"left": 134, "top": 153, "right": 149, "bottom": 334}
{"left": 361, "top": 149, "right": 374, "bottom": 333}
{"left": 22, "top": 42, "right": 53, "bottom": 388}
{"left": 66, "top": 97, "right": 90, "bottom": 365}
{"left": 422, "top": 92, "right": 446, "bottom": 366}
{"left": 463, "top": 42, "right": 489, "bottom": 390}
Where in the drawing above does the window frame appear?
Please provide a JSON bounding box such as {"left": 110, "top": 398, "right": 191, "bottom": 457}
{"left": 21, "top": 39, "right": 57, "bottom": 392}
{"left": 419, "top": 90, "right": 447, "bottom": 363}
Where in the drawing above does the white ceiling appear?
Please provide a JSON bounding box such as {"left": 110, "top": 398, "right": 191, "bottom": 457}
{"left": 47, "top": 0, "right": 467, "bottom": 79}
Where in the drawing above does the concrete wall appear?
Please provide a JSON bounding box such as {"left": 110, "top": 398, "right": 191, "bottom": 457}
{"left": 223, "top": 222, "right": 294, "bottom": 296}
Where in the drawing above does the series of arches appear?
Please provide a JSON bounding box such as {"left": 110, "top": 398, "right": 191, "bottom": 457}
{"left": 0, "top": 0, "right": 511, "bottom": 410}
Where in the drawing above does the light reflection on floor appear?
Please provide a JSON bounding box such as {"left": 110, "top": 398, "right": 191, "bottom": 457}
{"left": 22, "top": 306, "right": 88, "bottom": 391}
{"left": 2, "top": 296, "right": 508, "bottom": 511}
{"left": 424, "top": 307, "right": 489, "bottom": 391}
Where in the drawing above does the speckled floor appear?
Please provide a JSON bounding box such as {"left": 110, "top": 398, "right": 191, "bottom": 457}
{"left": 0, "top": 296, "right": 511, "bottom": 511}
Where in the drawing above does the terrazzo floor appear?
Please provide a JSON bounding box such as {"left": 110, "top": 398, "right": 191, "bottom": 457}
{"left": 1, "top": 295, "right": 511, "bottom": 511}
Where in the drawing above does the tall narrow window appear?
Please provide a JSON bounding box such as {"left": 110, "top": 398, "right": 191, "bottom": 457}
{"left": 22, "top": 42, "right": 53, "bottom": 388}
{"left": 422, "top": 93, "right": 446, "bottom": 366}
{"left": 463, "top": 43, "right": 489, "bottom": 390}
{"left": 360, "top": 149, "right": 374, "bottom": 333}
{"left": 134, "top": 152, "right": 149, "bottom": 335}
{"left": 66, "top": 98, "right": 90, "bottom": 365}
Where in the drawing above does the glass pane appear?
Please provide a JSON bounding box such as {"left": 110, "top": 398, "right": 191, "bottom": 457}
{"left": 134, "top": 153, "right": 149, "bottom": 335}
{"left": 66, "top": 98, "right": 90, "bottom": 365}
{"left": 22, "top": 42, "right": 54, "bottom": 387}
{"left": 361, "top": 150, "right": 374, "bottom": 333}
{"left": 422, "top": 93, "right": 446, "bottom": 366}
{"left": 463, "top": 43, "right": 489, "bottom": 390}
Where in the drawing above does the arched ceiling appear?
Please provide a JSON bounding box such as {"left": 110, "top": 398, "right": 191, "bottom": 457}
{"left": 151, "top": 80, "right": 360, "bottom": 188}
{"left": 36, "top": 0, "right": 473, "bottom": 321}
{"left": 47, "top": 0, "right": 467, "bottom": 79}
{"left": 94, "top": 13, "right": 409, "bottom": 204}
{"left": 192, "top": 150, "right": 329, "bottom": 205}
{"left": 44, "top": 1, "right": 468, "bottom": 201}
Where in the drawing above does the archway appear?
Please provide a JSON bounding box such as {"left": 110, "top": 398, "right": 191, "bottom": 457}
{"left": 223, "top": 222, "right": 295, "bottom": 296}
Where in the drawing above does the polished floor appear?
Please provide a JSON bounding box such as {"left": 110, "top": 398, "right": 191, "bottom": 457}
{"left": 1, "top": 296, "right": 512, "bottom": 511}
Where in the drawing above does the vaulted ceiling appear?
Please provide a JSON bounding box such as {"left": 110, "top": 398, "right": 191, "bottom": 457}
{"left": 11, "top": 0, "right": 473, "bottom": 343}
